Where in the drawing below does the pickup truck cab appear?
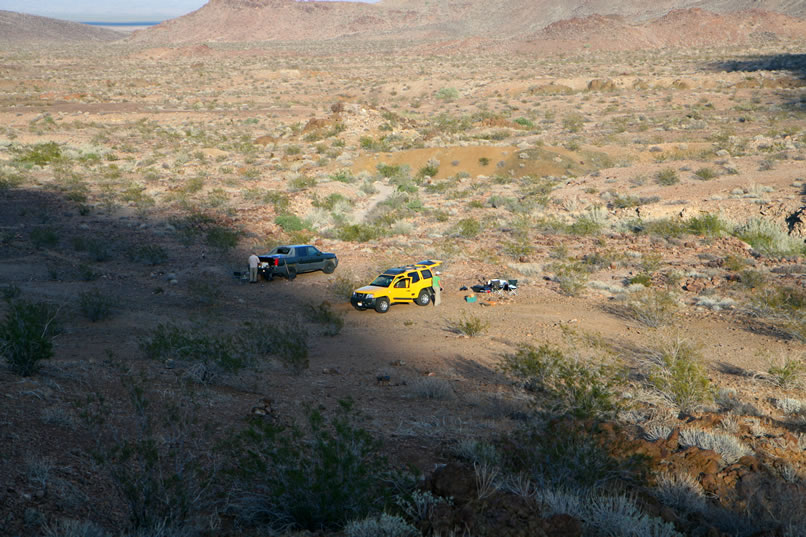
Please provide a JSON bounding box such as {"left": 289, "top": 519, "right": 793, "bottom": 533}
{"left": 258, "top": 244, "right": 338, "bottom": 281}
{"left": 351, "top": 260, "right": 442, "bottom": 313}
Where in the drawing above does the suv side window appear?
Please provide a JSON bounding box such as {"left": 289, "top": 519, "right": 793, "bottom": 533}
{"left": 410, "top": 272, "right": 420, "bottom": 283}
{"left": 421, "top": 269, "right": 432, "bottom": 279}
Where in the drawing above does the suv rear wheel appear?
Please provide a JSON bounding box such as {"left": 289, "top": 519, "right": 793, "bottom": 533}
{"left": 415, "top": 289, "right": 431, "bottom": 306}
{"left": 374, "top": 297, "right": 390, "bottom": 313}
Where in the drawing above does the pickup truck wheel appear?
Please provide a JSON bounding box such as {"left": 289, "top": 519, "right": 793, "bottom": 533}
{"left": 374, "top": 297, "right": 390, "bottom": 313}
{"left": 415, "top": 289, "right": 431, "bottom": 306}
{"left": 323, "top": 261, "right": 336, "bottom": 274}
{"left": 285, "top": 267, "right": 297, "bottom": 280}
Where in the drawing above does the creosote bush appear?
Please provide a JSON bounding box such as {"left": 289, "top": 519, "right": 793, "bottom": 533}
{"left": 226, "top": 398, "right": 392, "bottom": 532}
{"left": 447, "top": 313, "right": 489, "bottom": 337}
{"left": 622, "top": 288, "right": 679, "bottom": 327}
{"left": 501, "top": 343, "right": 626, "bottom": 419}
{"left": 646, "top": 337, "right": 713, "bottom": 412}
{"left": 78, "top": 289, "right": 114, "bottom": 322}
{"left": 1, "top": 300, "right": 60, "bottom": 376}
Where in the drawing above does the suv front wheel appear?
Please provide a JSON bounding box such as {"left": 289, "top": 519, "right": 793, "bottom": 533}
{"left": 374, "top": 297, "right": 390, "bottom": 313}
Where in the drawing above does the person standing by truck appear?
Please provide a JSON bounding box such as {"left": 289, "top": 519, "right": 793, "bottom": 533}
{"left": 432, "top": 271, "right": 442, "bottom": 306}
{"left": 248, "top": 252, "right": 260, "bottom": 283}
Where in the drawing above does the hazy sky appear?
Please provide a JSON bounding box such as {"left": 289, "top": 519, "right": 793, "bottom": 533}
{"left": 0, "top": 0, "right": 375, "bottom": 22}
{"left": 0, "top": 1, "right": 208, "bottom": 21}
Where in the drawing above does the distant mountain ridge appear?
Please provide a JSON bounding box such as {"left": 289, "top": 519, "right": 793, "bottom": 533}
{"left": 0, "top": 10, "right": 124, "bottom": 42}
{"left": 123, "top": 0, "right": 806, "bottom": 46}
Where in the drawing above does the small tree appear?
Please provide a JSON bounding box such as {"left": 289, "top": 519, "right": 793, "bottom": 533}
{"left": 0, "top": 300, "right": 60, "bottom": 376}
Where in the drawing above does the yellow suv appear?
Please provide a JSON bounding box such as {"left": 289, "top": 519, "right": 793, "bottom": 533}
{"left": 351, "top": 260, "right": 442, "bottom": 313}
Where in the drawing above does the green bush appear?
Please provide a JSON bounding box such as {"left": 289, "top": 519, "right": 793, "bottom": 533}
{"left": 551, "top": 262, "right": 590, "bottom": 297}
{"left": 30, "top": 227, "right": 59, "bottom": 249}
{"left": 686, "top": 213, "right": 728, "bottom": 237}
{"left": 337, "top": 223, "right": 384, "bottom": 242}
{"left": 0, "top": 300, "right": 60, "bottom": 376}
{"left": 622, "top": 288, "right": 679, "bottom": 327}
{"left": 448, "top": 313, "right": 489, "bottom": 337}
{"left": 647, "top": 337, "right": 713, "bottom": 411}
{"left": 346, "top": 513, "right": 418, "bottom": 537}
{"left": 435, "top": 87, "right": 460, "bottom": 101}
{"left": 205, "top": 226, "right": 241, "bottom": 251}
{"left": 126, "top": 244, "right": 168, "bottom": 265}
{"left": 306, "top": 301, "right": 344, "bottom": 337}
{"left": 501, "top": 343, "right": 626, "bottom": 419}
{"left": 733, "top": 218, "right": 806, "bottom": 257}
{"left": 767, "top": 355, "right": 805, "bottom": 389}
{"left": 694, "top": 167, "right": 717, "bottom": 180}
{"left": 275, "top": 213, "right": 308, "bottom": 232}
{"left": 140, "top": 323, "right": 247, "bottom": 374}
{"left": 78, "top": 289, "right": 114, "bottom": 322}
{"left": 454, "top": 218, "right": 481, "bottom": 238}
{"left": 228, "top": 399, "right": 390, "bottom": 532}
{"left": 655, "top": 168, "right": 679, "bottom": 186}
{"left": 14, "top": 142, "right": 62, "bottom": 166}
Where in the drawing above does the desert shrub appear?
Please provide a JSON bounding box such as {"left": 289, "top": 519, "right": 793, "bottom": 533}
{"left": 331, "top": 170, "right": 355, "bottom": 183}
{"left": 767, "top": 355, "right": 805, "bottom": 389}
{"left": 126, "top": 244, "right": 168, "bottom": 265}
{"left": 140, "top": 323, "right": 248, "bottom": 375}
{"left": 14, "top": 141, "right": 62, "bottom": 166}
{"left": 655, "top": 168, "right": 679, "bottom": 186}
{"left": 622, "top": 288, "right": 679, "bottom": 327}
{"left": 454, "top": 218, "right": 481, "bottom": 238}
{"left": 345, "top": 513, "right": 418, "bottom": 537}
{"left": 43, "top": 519, "right": 109, "bottom": 537}
{"left": 188, "top": 280, "right": 222, "bottom": 307}
{"left": 306, "top": 301, "right": 344, "bottom": 337}
{"left": 551, "top": 261, "right": 590, "bottom": 297}
{"left": 678, "top": 429, "right": 750, "bottom": 465}
{"left": 503, "top": 421, "right": 637, "bottom": 488}
{"left": 275, "top": 213, "right": 308, "bottom": 232}
{"left": 627, "top": 218, "right": 688, "bottom": 238}
{"left": 562, "top": 113, "right": 585, "bottom": 133}
{"left": 409, "top": 377, "right": 455, "bottom": 400}
{"left": 646, "top": 337, "right": 713, "bottom": 411}
{"left": 2, "top": 284, "right": 21, "bottom": 302}
{"left": 567, "top": 216, "right": 600, "bottom": 236}
{"left": 500, "top": 343, "right": 626, "bottom": 419}
{"left": 227, "top": 399, "right": 391, "bottom": 532}
{"left": 337, "top": 223, "right": 384, "bottom": 242}
{"left": 205, "top": 226, "right": 240, "bottom": 251}
{"left": 330, "top": 272, "right": 363, "bottom": 300}
{"left": 694, "top": 167, "right": 717, "bottom": 180}
{"left": 686, "top": 213, "right": 729, "bottom": 237}
{"left": 536, "top": 488, "right": 682, "bottom": 537}
{"left": 241, "top": 320, "right": 309, "bottom": 374}
{"left": 417, "top": 158, "right": 440, "bottom": 179}
{"left": 96, "top": 376, "right": 215, "bottom": 533}
{"left": 0, "top": 300, "right": 60, "bottom": 376}
{"left": 86, "top": 239, "right": 113, "bottom": 262}
{"left": 435, "top": 87, "right": 460, "bottom": 101}
{"left": 78, "top": 289, "right": 114, "bottom": 322}
{"left": 30, "top": 227, "right": 59, "bottom": 249}
{"left": 733, "top": 218, "right": 806, "bottom": 257}
{"left": 447, "top": 313, "right": 489, "bottom": 337}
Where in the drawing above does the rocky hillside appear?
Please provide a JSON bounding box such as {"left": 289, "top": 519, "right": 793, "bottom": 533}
{"left": 0, "top": 10, "right": 124, "bottom": 43}
{"left": 126, "top": 0, "right": 806, "bottom": 45}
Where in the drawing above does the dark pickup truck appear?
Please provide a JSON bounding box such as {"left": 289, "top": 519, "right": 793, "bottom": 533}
{"left": 258, "top": 244, "right": 338, "bottom": 281}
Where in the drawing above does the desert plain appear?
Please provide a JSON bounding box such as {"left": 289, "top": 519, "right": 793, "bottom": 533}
{"left": 2, "top": 4, "right": 806, "bottom": 537}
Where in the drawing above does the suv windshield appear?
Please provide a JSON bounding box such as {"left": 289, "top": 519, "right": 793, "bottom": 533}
{"left": 370, "top": 274, "right": 395, "bottom": 287}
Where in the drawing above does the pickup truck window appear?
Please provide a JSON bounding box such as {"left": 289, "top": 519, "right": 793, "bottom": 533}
{"left": 272, "top": 247, "right": 291, "bottom": 255}
{"left": 371, "top": 274, "right": 394, "bottom": 287}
